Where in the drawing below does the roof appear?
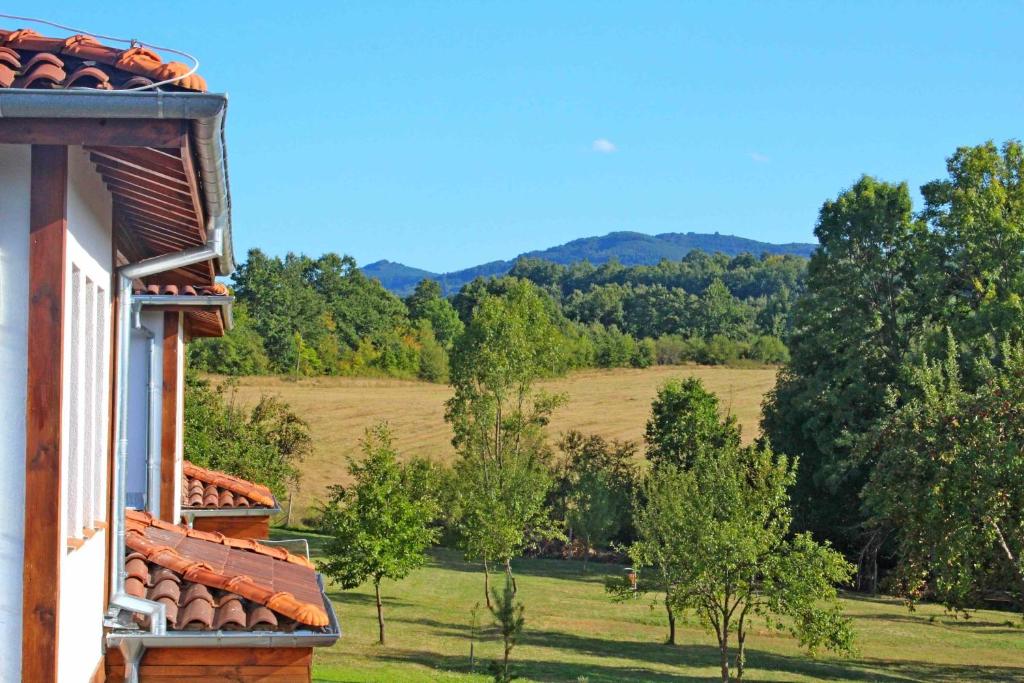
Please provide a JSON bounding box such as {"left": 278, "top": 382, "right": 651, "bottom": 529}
{"left": 182, "top": 461, "right": 277, "bottom": 510}
{"left": 124, "top": 510, "right": 328, "bottom": 631}
{"left": 134, "top": 284, "right": 232, "bottom": 338}
{"left": 0, "top": 29, "right": 206, "bottom": 91}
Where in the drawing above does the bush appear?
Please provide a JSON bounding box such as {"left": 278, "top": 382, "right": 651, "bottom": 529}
{"left": 417, "top": 321, "right": 450, "bottom": 383}
{"left": 183, "top": 372, "right": 310, "bottom": 499}
{"left": 700, "top": 335, "right": 744, "bottom": 365}
{"left": 748, "top": 335, "right": 790, "bottom": 363}
{"left": 631, "top": 338, "right": 656, "bottom": 368}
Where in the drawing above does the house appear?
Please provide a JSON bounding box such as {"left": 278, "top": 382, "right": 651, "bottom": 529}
{"left": 0, "top": 26, "right": 339, "bottom": 682}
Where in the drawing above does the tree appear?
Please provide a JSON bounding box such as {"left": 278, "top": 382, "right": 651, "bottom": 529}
{"left": 406, "top": 278, "right": 465, "bottom": 350}
{"left": 862, "top": 336, "right": 1024, "bottom": 613}
{"left": 631, "top": 446, "right": 855, "bottom": 682}
{"left": 555, "top": 431, "right": 638, "bottom": 547}
{"left": 446, "top": 279, "right": 565, "bottom": 604}
{"left": 187, "top": 302, "right": 271, "bottom": 375}
{"left": 566, "top": 469, "right": 618, "bottom": 569}
{"left": 645, "top": 377, "right": 741, "bottom": 469}
{"left": 761, "top": 176, "right": 919, "bottom": 575}
{"left": 488, "top": 575, "right": 525, "bottom": 683}
{"left": 318, "top": 424, "right": 439, "bottom": 645}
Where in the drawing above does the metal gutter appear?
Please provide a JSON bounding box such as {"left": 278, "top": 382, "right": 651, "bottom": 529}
{"left": 106, "top": 574, "right": 340, "bottom": 683}
{"left": 0, "top": 89, "right": 235, "bottom": 274}
{"left": 183, "top": 502, "right": 282, "bottom": 519}
{"left": 107, "top": 575, "right": 341, "bottom": 649}
{"left": 132, "top": 293, "right": 235, "bottom": 331}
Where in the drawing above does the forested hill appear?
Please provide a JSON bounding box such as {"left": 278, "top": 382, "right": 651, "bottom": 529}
{"left": 363, "top": 231, "right": 816, "bottom": 295}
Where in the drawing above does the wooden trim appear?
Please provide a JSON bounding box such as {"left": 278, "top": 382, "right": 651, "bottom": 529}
{"left": 0, "top": 118, "right": 187, "bottom": 147}
{"left": 23, "top": 144, "right": 69, "bottom": 683}
{"left": 192, "top": 515, "right": 271, "bottom": 540}
{"left": 102, "top": 260, "right": 117, "bottom": 609}
{"left": 159, "top": 311, "right": 180, "bottom": 521}
{"left": 89, "top": 655, "right": 106, "bottom": 683}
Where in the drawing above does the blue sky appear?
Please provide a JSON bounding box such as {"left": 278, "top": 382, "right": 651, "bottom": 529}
{"left": 18, "top": 2, "right": 1024, "bottom": 271}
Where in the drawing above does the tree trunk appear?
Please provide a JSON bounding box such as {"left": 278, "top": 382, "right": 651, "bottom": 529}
{"left": 719, "top": 630, "right": 730, "bottom": 683}
{"left": 375, "top": 578, "right": 385, "bottom": 645}
{"left": 484, "top": 559, "right": 492, "bottom": 609}
{"left": 504, "top": 557, "right": 518, "bottom": 595}
{"left": 285, "top": 490, "right": 294, "bottom": 528}
{"left": 582, "top": 539, "right": 590, "bottom": 571}
{"left": 736, "top": 621, "right": 747, "bottom": 681}
{"left": 664, "top": 594, "right": 676, "bottom": 645}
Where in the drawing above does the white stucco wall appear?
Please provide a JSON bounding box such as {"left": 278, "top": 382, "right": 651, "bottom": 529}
{"left": 126, "top": 310, "right": 165, "bottom": 509}
{"left": 58, "top": 147, "right": 113, "bottom": 683}
{"left": 0, "top": 144, "right": 31, "bottom": 683}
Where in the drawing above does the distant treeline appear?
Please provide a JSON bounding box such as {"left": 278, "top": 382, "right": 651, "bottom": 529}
{"left": 189, "top": 249, "right": 806, "bottom": 378}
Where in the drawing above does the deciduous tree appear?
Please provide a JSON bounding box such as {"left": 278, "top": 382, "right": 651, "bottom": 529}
{"left": 318, "top": 424, "right": 439, "bottom": 645}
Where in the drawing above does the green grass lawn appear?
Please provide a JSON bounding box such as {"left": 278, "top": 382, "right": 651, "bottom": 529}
{"left": 272, "top": 530, "right": 1024, "bottom": 682}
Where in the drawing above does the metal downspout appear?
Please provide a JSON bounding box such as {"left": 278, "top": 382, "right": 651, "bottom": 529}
{"left": 131, "top": 305, "right": 162, "bottom": 517}
{"left": 107, "top": 226, "right": 226, "bottom": 649}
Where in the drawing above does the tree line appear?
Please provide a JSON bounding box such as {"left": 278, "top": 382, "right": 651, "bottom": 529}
{"left": 764, "top": 140, "right": 1024, "bottom": 613}
{"left": 188, "top": 249, "right": 805, "bottom": 379}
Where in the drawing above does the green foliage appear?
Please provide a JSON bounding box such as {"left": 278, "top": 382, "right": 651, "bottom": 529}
{"left": 762, "top": 174, "right": 919, "bottom": 559}
{"left": 446, "top": 279, "right": 565, "bottom": 577}
{"left": 416, "top": 320, "right": 450, "bottom": 383}
{"left": 318, "top": 423, "right": 440, "bottom": 644}
{"left": 407, "top": 279, "right": 465, "bottom": 350}
{"left": 488, "top": 575, "right": 525, "bottom": 683}
{"left": 765, "top": 141, "right": 1024, "bottom": 602}
{"left": 630, "top": 446, "right": 855, "bottom": 682}
{"left": 861, "top": 337, "right": 1024, "bottom": 613}
{"left": 187, "top": 302, "right": 271, "bottom": 375}
{"left": 183, "top": 372, "right": 309, "bottom": 500}
{"left": 645, "top": 377, "right": 741, "bottom": 469}
{"left": 554, "top": 431, "right": 639, "bottom": 556}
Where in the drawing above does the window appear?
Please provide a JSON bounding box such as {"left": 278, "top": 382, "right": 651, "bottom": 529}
{"left": 65, "top": 264, "right": 110, "bottom": 547}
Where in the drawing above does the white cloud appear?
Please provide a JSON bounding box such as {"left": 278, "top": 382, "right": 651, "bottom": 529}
{"left": 750, "top": 151, "right": 770, "bottom": 163}
{"left": 592, "top": 138, "right": 617, "bottom": 153}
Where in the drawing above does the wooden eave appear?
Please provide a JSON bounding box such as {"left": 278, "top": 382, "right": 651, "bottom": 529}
{"left": 0, "top": 117, "right": 215, "bottom": 285}
{"left": 142, "top": 303, "right": 227, "bottom": 338}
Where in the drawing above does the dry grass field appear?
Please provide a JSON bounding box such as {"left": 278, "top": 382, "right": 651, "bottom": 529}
{"left": 221, "top": 365, "right": 777, "bottom": 523}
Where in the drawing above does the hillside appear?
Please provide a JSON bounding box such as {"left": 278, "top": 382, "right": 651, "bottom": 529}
{"left": 362, "top": 230, "right": 817, "bottom": 295}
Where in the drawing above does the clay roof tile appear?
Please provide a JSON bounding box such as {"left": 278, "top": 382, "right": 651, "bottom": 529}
{"left": 121, "top": 510, "right": 328, "bottom": 631}
{"left": 0, "top": 27, "right": 206, "bottom": 92}
{"left": 180, "top": 461, "right": 276, "bottom": 510}
{"left": 15, "top": 61, "right": 65, "bottom": 88}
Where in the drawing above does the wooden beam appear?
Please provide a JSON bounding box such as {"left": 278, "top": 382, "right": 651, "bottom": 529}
{"left": 179, "top": 133, "right": 208, "bottom": 242}
{"left": 159, "top": 312, "right": 180, "bottom": 522}
{"left": 90, "top": 153, "right": 190, "bottom": 188}
{"left": 23, "top": 144, "right": 68, "bottom": 683}
{"left": 98, "top": 167, "right": 196, "bottom": 200}
{"left": 90, "top": 146, "right": 190, "bottom": 180}
{"left": 0, "top": 118, "right": 187, "bottom": 147}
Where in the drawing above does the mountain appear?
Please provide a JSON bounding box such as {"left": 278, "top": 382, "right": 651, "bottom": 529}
{"left": 362, "top": 231, "right": 817, "bottom": 296}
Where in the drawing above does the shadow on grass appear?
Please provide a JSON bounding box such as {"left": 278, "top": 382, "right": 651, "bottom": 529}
{"left": 326, "top": 590, "right": 415, "bottom": 608}
{"left": 427, "top": 547, "right": 623, "bottom": 585}
{"left": 371, "top": 616, "right": 1024, "bottom": 682}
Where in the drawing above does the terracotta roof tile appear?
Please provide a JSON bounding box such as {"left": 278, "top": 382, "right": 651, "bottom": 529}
{"left": 124, "top": 510, "right": 328, "bottom": 631}
{"left": 181, "top": 461, "right": 276, "bottom": 510}
{"left": 137, "top": 283, "right": 230, "bottom": 297}
{"left": 0, "top": 28, "right": 206, "bottom": 92}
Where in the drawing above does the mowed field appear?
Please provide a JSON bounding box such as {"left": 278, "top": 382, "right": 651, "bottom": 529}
{"left": 222, "top": 365, "right": 777, "bottom": 523}
{"left": 274, "top": 532, "right": 1024, "bottom": 683}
